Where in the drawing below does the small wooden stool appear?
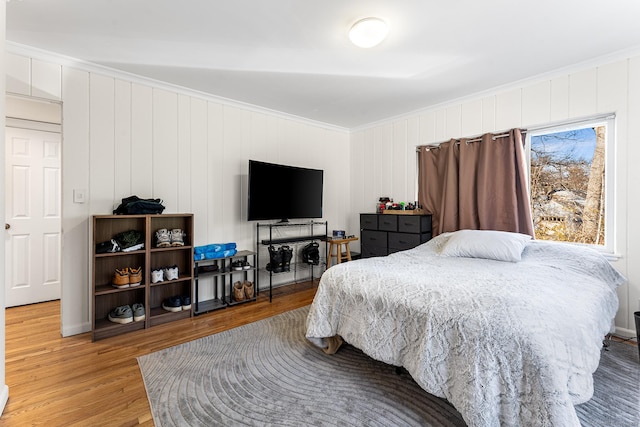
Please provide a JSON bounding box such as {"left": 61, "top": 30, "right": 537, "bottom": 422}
{"left": 327, "top": 236, "right": 358, "bottom": 267}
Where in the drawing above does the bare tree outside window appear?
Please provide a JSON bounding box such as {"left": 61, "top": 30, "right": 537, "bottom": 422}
{"left": 530, "top": 126, "right": 605, "bottom": 245}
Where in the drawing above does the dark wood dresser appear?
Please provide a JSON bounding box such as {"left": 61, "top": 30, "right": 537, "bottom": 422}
{"left": 360, "top": 213, "right": 432, "bottom": 258}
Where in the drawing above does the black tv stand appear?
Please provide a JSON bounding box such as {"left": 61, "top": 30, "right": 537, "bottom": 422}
{"left": 256, "top": 220, "right": 328, "bottom": 302}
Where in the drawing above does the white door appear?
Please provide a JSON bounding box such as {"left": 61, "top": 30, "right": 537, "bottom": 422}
{"left": 5, "top": 127, "right": 61, "bottom": 307}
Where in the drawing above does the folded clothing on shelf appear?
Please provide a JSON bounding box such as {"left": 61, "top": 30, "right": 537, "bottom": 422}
{"left": 194, "top": 242, "right": 237, "bottom": 260}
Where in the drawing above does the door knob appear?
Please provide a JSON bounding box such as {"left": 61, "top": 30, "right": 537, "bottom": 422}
{"left": 5, "top": 223, "right": 9, "bottom": 230}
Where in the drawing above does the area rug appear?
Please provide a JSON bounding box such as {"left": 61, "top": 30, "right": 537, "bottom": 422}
{"left": 138, "top": 306, "right": 639, "bottom": 426}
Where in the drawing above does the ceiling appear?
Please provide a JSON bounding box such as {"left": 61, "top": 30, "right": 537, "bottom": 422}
{"left": 6, "top": 0, "right": 640, "bottom": 129}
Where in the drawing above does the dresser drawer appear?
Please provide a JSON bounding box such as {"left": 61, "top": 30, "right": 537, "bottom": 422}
{"left": 360, "top": 214, "right": 378, "bottom": 230}
{"left": 388, "top": 232, "right": 432, "bottom": 251}
{"left": 397, "top": 215, "right": 432, "bottom": 233}
{"left": 361, "top": 245, "right": 388, "bottom": 258}
{"left": 361, "top": 230, "right": 387, "bottom": 248}
{"left": 378, "top": 215, "right": 398, "bottom": 232}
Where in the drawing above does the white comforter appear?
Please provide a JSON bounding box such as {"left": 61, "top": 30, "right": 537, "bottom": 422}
{"left": 306, "top": 234, "right": 625, "bottom": 427}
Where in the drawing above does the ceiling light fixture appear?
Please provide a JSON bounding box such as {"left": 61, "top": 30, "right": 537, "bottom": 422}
{"left": 349, "top": 17, "right": 388, "bottom": 48}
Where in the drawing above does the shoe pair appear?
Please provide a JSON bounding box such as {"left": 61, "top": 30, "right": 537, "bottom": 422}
{"left": 155, "top": 228, "right": 185, "bottom": 248}
{"left": 108, "top": 303, "right": 145, "bottom": 324}
{"left": 151, "top": 265, "right": 179, "bottom": 283}
{"left": 233, "top": 281, "right": 255, "bottom": 302}
{"left": 162, "top": 295, "right": 191, "bottom": 312}
{"left": 231, "top": 260, "right": 251, "bottom": 271}
{"left": 112, "top": 267, "right": 143, "bottom": 289}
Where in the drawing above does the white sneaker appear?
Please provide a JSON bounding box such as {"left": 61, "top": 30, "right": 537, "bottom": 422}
{"left": 163, "top": 265, "right": 179, "bottom": 281}
{"left": 155, "top": 228, "right": 171, "bottom": 248}
{"left": 151, "top": 268, "right": 164, "bottom": 283}
{"left": 170, "top": 229, "right": 185, "bottom": 246}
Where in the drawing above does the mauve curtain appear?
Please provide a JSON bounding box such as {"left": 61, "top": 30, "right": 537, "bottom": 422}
{"left": 417, "top": 128, "right": 534, "bottom": 237}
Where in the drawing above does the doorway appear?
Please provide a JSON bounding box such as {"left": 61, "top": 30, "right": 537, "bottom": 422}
{"left": 4, "top": 95, "right": 62, "bottom": 308}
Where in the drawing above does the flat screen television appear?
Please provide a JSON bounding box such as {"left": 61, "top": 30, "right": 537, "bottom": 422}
{"left": 247, "top": 160, "right": 323, "bottom": 222}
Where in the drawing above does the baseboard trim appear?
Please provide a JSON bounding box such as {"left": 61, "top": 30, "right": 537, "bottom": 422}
{"left": 0, "top": 384, "right": 9, "bottom": 416}
{"left": 614, "top": 326, "right": 637, "bottom": 339}
{"left": 62, "top": 321, "right": 91, "bottom": 337}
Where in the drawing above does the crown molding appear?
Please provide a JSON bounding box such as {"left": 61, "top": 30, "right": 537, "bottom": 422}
{"left": 351, "top": 44, "right": 640, "bottom": 132}
{"left": 9, "top": 41, "right": 640, "bottom": 135}
{"left": 6, "top": 42, "right": 350, "bottom": 134}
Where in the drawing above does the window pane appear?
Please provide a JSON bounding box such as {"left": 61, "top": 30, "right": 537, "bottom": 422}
{"left": 530, "top": 126, "right": 605, "bottom": 245}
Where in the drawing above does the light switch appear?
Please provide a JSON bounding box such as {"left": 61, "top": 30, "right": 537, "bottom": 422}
{"left": 73, "top": 189, "right": 86, "bottom": 204}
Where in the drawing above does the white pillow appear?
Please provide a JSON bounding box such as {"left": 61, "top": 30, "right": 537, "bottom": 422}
{"left": 439, "top": 229, "right": 532, "bottom": 262}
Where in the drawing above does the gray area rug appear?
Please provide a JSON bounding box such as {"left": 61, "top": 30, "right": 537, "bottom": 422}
{"left": 138, "top": 306, "right": 640, "bottom": 426}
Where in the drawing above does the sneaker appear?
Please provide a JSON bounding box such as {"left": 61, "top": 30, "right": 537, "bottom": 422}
{"left": 163, "top": 265, "right": 179, "bottom": 281}
{"left": 233, "top": 260, "right": 251, "bottom": 270}
{"left": 151, "top": 268, "right": 164, "bottom": 283}
{"left": 108, "top": 305, "right": 133, "bottom": 324}
{"left": 233, "top": 281, "right": 245, "bottom": 301}
{"left": 129, "top": 266, "right": 142, "bottom": 287}
{"left": 112, "top": 267, "right": 130, "bottom": 289}
{"left": 132, "top": 303, "right": 145, "bottom": 322}
{"left": 114, "top": 229, "right": 144, "bottom": 251}
{"left": 107, "top": 239, "right": 120, "bottom": 253}
{"left": 96, "top": 239, "right": 120, "bottom": 254}
{"left": 162, "top": 296, "right": 182, "bottom": 312}
{"left": 181, "top": 295, "right": 191, "bottom": 310}
{"left": 155, "top": 228, "right": 171, "bottom": 248}
{"left": 170, "top": 229, "right": 185, "bottom": 247}
{"left": 243, "top": 281, "right": 255, "bottom": 299}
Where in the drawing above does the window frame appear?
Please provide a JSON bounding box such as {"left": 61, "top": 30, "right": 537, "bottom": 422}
{"left": 524, "top": 115, "right": 616, "bottom": 255}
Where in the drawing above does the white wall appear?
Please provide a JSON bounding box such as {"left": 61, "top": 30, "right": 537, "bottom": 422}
{"left": 351, "top": 56, "right": 640, "bottom": 335}
{"left": 351, "top": 54, "right": 640, "bottom": 336}
{"left": 0, "top": 0, "right": 10, "bottom": 415}
{"left": 6, "top": 48, "right": 350, "bottom": 337}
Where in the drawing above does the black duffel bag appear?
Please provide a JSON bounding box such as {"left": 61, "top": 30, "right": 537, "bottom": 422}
{"left": 113, "top": 195, "right": 165, "bottom": 215}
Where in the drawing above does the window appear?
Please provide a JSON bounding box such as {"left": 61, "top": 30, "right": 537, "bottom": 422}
{"left": 526, "top": 116, "right": 615, "bottom": 253}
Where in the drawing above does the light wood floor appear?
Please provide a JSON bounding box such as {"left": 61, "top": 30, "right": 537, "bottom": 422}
{"left": 2, "top": 281, "right": 318, "bottom": 426}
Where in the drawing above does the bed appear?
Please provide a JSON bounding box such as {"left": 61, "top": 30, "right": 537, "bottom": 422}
{"left": 305, "top": 230, "right": 625, "bottom": 427}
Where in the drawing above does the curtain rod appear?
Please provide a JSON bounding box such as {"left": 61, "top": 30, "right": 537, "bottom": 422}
{"left": 464, "top": 132, "right": 512, "bottom": 144}
{"left": 415, "top": 131, "right": 519, "bottom": 152}
{"left": 415, "top": 112, "right": 616, "bottom": 151}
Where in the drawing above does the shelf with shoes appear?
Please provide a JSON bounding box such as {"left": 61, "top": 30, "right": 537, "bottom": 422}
{"left": 93, "top": 253, "right": 146, "bottom": 296}
{"left": 92, "top": 215, "right": 148, "bottom": 340}
{"left": 225, "top": 253, "right": 257, "bottom": 306}
{"left": 193, "top": 250, "right": 256, "bottom": 315}
{"left": 91, "top": 213, "right": 194, "bottom": 341}
{"left": 148, "top": 215, "right": 194, "bottom": 327}
{"left": 256, "top": 221, "right": 328, "bottom": 302}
